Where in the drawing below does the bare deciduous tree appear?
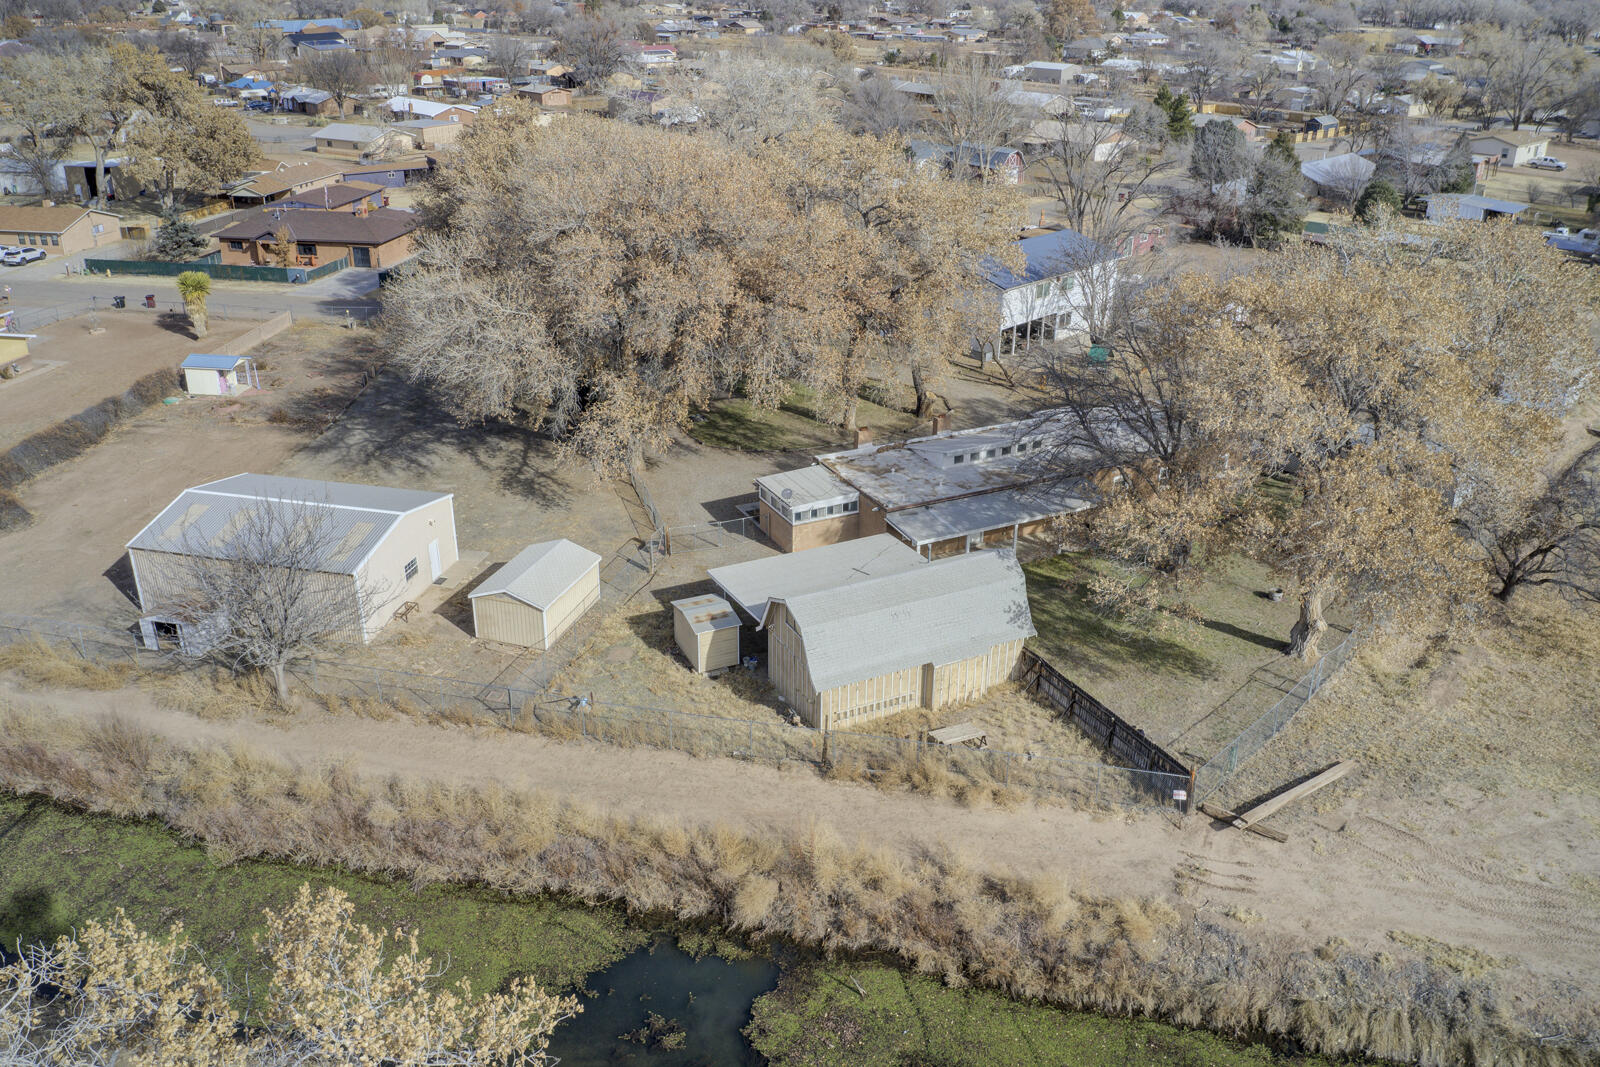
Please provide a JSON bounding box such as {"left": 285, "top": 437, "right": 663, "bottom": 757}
{"left": 555, "top": 14, "right": 623, "bottom": 86}
{"left": 296, "top": 47, "right": 370, "bottom": 115}
{"left": 930, "top": 56, "right": 1024, "bottom": 178}
{"left": 155, "top": 496, "right": 393, "bottom": 702}
{"left": 1461, "top": 441, "right": 1600, "bottom": 603}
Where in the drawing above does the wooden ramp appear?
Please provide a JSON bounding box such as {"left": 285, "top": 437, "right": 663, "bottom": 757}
{"left": 1202, "top": 761, "right": 1357, "bottom": 843}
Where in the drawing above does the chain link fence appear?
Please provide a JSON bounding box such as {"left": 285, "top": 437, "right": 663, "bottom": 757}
{"left": 1191, "top": 629, "right": 1359, "bottom": 802}
{"left": 0, "top": 612, "right": 1189, "bottom": 814}
{"left": 663, "top": 516, "right": 761, "bottom": 555}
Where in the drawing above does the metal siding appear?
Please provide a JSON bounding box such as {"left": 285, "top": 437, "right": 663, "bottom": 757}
{"left": 540, "top": 567, "right": 599, "bottom": 649}
{"left": 473, "top": 593, "right": 545, "bottom": 647}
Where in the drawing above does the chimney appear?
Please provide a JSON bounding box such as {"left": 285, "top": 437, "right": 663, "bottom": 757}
{"left": 933, "top": 411, "right": 954, "bottom": 435}
{"left": 854, "top": 425, "right": 873, "bottom": 448}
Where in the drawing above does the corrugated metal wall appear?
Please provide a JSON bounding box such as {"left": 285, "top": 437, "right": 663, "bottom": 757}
{"left": 472, "top": 594, "right": 545, "bottom": 648}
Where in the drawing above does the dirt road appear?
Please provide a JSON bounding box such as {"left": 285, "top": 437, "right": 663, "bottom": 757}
{"left": 5, "top": 678, "right": 1596, "bottom": 989}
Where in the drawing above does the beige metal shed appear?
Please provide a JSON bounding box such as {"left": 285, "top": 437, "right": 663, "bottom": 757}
{"left": 470, "top": 539, "right": 601, "bottom": 650}
{"left": 672, "top": 594, "right": 741, "bottom": 674}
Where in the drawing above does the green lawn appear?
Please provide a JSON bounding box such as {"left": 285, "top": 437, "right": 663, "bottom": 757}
{"left": 689, "top": 383, "right": 922, "bottom": 453}
{"left": 1023, "top": 554, "right": 1349, "bottom": 764}
{"left": 0, "top": 794, "right": 646, "bottom": 995}
{"left": 748, "top": 959, "right": 1347, "bottom": 1067}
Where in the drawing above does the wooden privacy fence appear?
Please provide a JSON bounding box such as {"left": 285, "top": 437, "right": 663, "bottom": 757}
{"left": 1019, "top": 648, "right": 1193, "bottom": 807}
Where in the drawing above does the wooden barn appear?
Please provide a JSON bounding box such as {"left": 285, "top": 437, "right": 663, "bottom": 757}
{"left": 671, "top": 594, "right": 741, "bottom": 674}
{"left": 761, "top": 549, "right": 1034, "bottom": 730}
{"left": 469, "top": 539, "right": 600, "bottom": 649}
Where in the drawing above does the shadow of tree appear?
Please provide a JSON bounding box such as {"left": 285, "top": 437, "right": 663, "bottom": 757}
{"left": 292, "top": 373, "right": 572, "bottom": 509}
{"left": 0, "top": 887, "right": 72, "bottom": 950}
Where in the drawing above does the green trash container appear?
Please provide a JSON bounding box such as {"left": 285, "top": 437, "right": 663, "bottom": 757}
{"left": 1088, "top": 345, "right": 1111, "bottom": 364}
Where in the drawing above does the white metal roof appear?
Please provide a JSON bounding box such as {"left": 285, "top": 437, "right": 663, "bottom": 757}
{"left": 470, "top": 539, "right": 600, "bottom": 610}
{"left": 707, "top": 534, "right": 926, "bottom": 619}
{"left": 775, "top": 549, "right": 1035, "bottom": 693}
{"left": 754, "top": 465, "right": 855, "bottom": 508}
{"left": 886, "top": 480, "right": 1093, "bottom": 547}
{"left": 125, "top": 474, "right": 450, "bottom": 575}
{"left": 672, "top": 594, "right": 741, "bottom": 635}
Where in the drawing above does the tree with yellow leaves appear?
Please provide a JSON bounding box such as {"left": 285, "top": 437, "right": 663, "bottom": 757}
{"left": 0, "top": 884, "right": 578, "bottom": 1066}
{"left": 382, "top": 104, "right": 1020, "bottom": 474}
{"left": 1044, "top": 220, "right": 1595, "bottom": 659}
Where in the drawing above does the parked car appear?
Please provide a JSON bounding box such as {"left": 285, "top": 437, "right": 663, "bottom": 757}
{"left": 213, "top": 97, "right": 240, "bottom": 107}
{"left": 2, "top": 247, "right": 45, "bottom": 265}
{"left": 1543, "top": 225, "right": 1571, "bottom": 238}
{"left": 246, "top": 100, "right": 273, "bottom": 112}
{"left": 1527, "top": 156, "right": 1567, "bottom": 170}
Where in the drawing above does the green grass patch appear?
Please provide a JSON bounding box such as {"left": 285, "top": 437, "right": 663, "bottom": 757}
{"left": 0, "top": 794, "right": 647, "bottom": 994}
{"left": 747, "top": 959, "right": 1349, "bottom": 1067}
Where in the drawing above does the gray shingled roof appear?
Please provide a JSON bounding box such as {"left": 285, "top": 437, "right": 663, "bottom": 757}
{"left": 126, "top": 474, "right": 449, "bottom": 575}
{"left": 708, "top": 534, "right": 926, "bottom": 619}
{"left": 777, "top": 549, "right": 1035, "bottom": 692}
{"left": 469, "top": 539, "right": 600, "bottom": 610}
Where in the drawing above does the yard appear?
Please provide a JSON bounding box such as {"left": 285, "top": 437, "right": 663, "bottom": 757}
{"left": 1023, "top": 553, "right": 1351, "bottom": 767}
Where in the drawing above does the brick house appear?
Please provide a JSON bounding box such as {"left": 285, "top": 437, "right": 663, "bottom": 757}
{"left": 212, "top": 208, "right": 417, "bottom": 269}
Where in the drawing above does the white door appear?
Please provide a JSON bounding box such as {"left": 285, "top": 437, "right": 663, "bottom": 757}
{"left": 427, "top": 539, "right": 442, "bottom": 580}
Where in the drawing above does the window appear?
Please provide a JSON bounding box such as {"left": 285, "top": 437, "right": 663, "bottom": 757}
{"left": 984, "top": 449, "right": 996, "bottom": 459}
{"left": 845, "top": 500, "right": 857, "bottom": 513}
{"left": 1001, "top": 446, "right": 1011, "bottom": 456}
{"left": 404, "top": 558, "right": 419, "bottom": 581}
{"left": 808, "top": 508, "right": 820, "bottom": 519}
{"left": 969, "top": 452, "right": 979, "bottom": 462}
{"left": 296, "top": 242, "right": 317, "bottom": 257}
{"left": 228, "top": 240, "right": 244, "bottom": 251}
{"left": 953, "top": 454, "right": 964, "bottom": 464}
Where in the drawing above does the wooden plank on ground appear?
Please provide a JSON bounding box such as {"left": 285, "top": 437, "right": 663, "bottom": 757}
{"left": 1234, "top": 761, "right": 1356, "bottom": 829}
{"left": 1197, "top": 801, "right": 1289, "bottom": 843}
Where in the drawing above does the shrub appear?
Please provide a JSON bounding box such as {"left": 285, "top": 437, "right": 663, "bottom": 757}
{"left": 0, "top": 368, "right": 180, "bottom": 491}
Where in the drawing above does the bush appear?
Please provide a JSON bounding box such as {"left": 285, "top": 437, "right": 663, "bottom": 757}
{"left": 1355, "top": 179, "right": 1403, "bottom": 224}
{"left": 145, "top": 213, "right": 211, "bottom": 263}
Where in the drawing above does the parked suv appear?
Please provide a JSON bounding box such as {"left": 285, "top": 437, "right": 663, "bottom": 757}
{"left": 1, "top": 247, "right": 45, "bottom": 265}
{"left": 1527, "top": 156, "right": 1568, "bottom": 170}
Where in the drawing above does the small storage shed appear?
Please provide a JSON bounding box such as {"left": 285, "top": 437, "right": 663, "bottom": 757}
{"left": 470, "top": 539, "right": 601, "bottom": 649}
{"left": 181, "top": 354, "right": 260, "bottom": 396}
{"left": 672, "top": 594, "right": 741, "bottom": 674}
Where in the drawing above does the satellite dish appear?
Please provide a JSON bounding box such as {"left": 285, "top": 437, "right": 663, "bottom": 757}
{"left": 780, "top": 488, "right": 793, "bottom": 501}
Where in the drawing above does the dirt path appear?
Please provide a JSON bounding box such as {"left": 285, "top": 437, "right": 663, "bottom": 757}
{"left": 6, "top": 679, "right": 1596, "bottom": 988}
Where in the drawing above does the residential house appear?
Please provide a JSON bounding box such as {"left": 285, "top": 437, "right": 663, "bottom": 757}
{"left": 980, "top": 227, "right": 1116, "bottom": 361}
{"left": 280, "top": 86, "right": 342, "bottom": 116}
{"left": 1061, "top": 36, "right": 1113, "bottom": 60}
{"left": 1407, "top": 33, "right": 1462, "bottom": 55}
{"left": 1470, "top": 131, "right": 1550, "bottom": 168}
{"left": 1021, "top": 119, "right": 1133, "bottom": 160}
{"left": 625, "top": 42, "right": 678, "bottom": 64}
{"left": 1123, "top": 29, "right": 1169, "bottom": 47}
{"left": 1002, "top": 88, "right": 1074, "bottom": 116}
{"left": 1011, "top": 60, "right": 1086, "bottom": 86}
{"left": 385, "top": 95, "right": 478, "bottom": 123}
{"left": 126, "top": 473, "right": 457, "bottom": 649}
{"left": 338, "top": 160, "right": 434, "bottom": 188}
{"left": 750, "top": 547, "right": 1036, "bottom": 729}
{"left": 392, "top": 119, "right": 465, "bottom": 149}
{"left": 753, "top": 407, "right": 1138, "bottom": 559}
{"left": 1304, "top": 113, "right": 1339, "bottom": 134}
{"left": 213, "top": 208, "right": 417, "bottom": 269}
{"left": 226, "top": 159, "right": 349, "bottom": 206}
{"left": 312, "top": 122, "right": 412, "bottom": 157}
{"left": 275, "top": 181, "right": 385, "bottom": 211}
{"left": 907, "top": 141, "right": 1025, "bottom": 183}
{"left": 722, "top": 17, "right": 764, "bottom": 33}
{"left": 1300, "top": 152, "right": 1375, "bottom": 199}
{"left": 0, "top": 205, "right": 122, "bottom": 254}
{"left": 1191, "top": 112, "right": 1263, "bottom": 141}
{"left": 285, "top": 29, "right": 350, "bottom": 54}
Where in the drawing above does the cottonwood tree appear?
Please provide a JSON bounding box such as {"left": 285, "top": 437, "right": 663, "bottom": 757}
{"left": 484, "top": 32, "right": 535, "bottom": 77}
{"left": 158, "top": 497, "right": 394, "bottom": 702}
{"left": 1044, "top": 220, "right": 1594, "bottom": 658}
{"left": 1468, "top": 24, "right": 1587, "bottom": 129}
{"left": 555, "top": 14, "right": 623, "bottom": 86}
{"left": 668, "top": 49, "right": 834, "bottom": 146}
{"left": 0, "top": 884, "right": 578, "bottom": 1065}
{"left": 843, "top": 73, "right": 924, "bottom": 136}
{"left": 383, "top": 107, "right": 1019, "bottom": 471}
{"left": 1045, "top": 0, "right": 1096, "bottom": 41}
{"left": 930, "top": 57, "right": 1025, "bottom": 174}
{"left": 296, "top": 47, "right": 370, "bottom": 116}
{"left": 1460, "top": 441, "right": 1600, "bottom": 603}
{"left": 0, "top": 53, "right": 79, "bottom": 196}
{"left": 118, "top": 44, "right": 258, "bottom": 211}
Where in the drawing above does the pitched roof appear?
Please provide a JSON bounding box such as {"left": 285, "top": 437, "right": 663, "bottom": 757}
{"left": 0, "top": 205, "right": 116, "bottom": 234}
{"left": 386, "top": 95, "right": 479, "bottom": 117}
{"left": 280, "top": 181, "right": 384, "bottom": 208}
{"left": 214, "top": 208, "right": 417, "bottom": 245}
{"left": 1471, "top": 129, "right": 1548, "bottom": 147}
{"left": 776, "top": 550, "right": 1035, "bottom": 692}
{"left": 1299, "top": 152, "right": 1375, "bottom": 186}
{"left": 126, "top": 473, "right": 450, "bottom": 575}
{"left": 316, "top": 122, "right": 387, "bottom": 143}
{"left": 469, "top": 539, "right": 600, "bottom": 609}
{"left": 981, "top": 228, "right": 1114, "bottom": 288}
{"left": 229, "top": 158, "right": 350, "bottom": 197}
{"left": 709, "top": 534, "right": 927, "bottom": 619}
{"left": 181, "top": 353, "right": 251, "bottom": 370}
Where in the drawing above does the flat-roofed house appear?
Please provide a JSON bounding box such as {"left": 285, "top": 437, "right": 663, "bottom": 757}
{"left": 469, "top": 539, "right": 601, "bottom": 649}
{"left": 753, "top": 408, "right": 1143, "bottom": 558}
{"left": 764, "top": 550, "right": 1035, "bottom": 729}
{"left": 125, "top": 474, "right": 459, "bottom": 648}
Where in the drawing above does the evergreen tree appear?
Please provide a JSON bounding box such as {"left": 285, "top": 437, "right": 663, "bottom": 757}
{"left": 1153, "top": 84, "right": 1193, "bottom": 140}
{"left": 1245, "top": 151, "right": 1307, "bottom": 241}
{"left": 146, "top": 212, "right": 210, "bottom": 262}
{"left": 1267, "top": 129, "right": 1298, "bottom": 164}
{"left": 1354, "top": 179, "right": 1403, "bottom": 224}
{"left": 1436, "top": 133, "right": 1476, "bottom": 194}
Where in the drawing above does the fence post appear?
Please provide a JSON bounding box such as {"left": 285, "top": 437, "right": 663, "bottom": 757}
{"left": 373, "top": 667, "right": 383, "bottom": 700}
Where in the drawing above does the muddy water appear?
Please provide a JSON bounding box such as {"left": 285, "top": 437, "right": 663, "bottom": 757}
{"left": 546, "top": 938, "right": 779, "bottom": 1066}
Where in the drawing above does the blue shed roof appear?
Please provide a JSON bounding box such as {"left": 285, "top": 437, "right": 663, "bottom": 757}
{"left": 981, "top": 228, "right": 1114, "bottom": 289}
{"left": 182, "top": 353, "right": 249, "bottom": 370}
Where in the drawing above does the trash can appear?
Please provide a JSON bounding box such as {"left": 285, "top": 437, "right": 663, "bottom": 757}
{"left": 144, "top": 294, "right": 156, "bottom": 308}
{"left": 112, "top": 296, "right": 126, "bottom": 309}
